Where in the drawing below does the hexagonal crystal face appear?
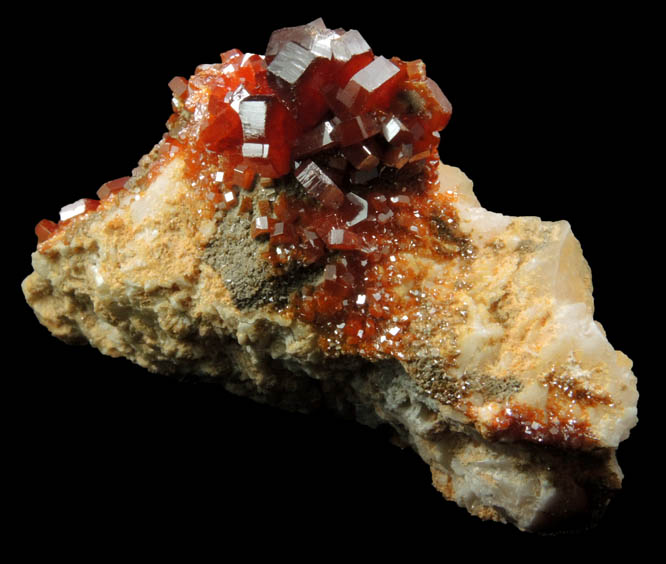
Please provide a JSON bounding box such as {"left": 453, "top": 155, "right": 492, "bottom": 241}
{"left": 331, "top": 30, "right": 371, "bottom": 62}
{"left": 239, "top": 97, "right": 270, "bottom": 139}
{"left": 59, "top": 199, "right": 89, "bottom": 221}
{"left": 349, "top": 56, "right": 400, "bottom": 94}
{"left": 295, "top": 160, "right": 344, "bottom": 209}
{"left": 267, "top": 41, "right": 316, "bottom": 85}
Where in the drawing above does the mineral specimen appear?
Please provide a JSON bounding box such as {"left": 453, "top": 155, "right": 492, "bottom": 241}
{"left": 21, "top": 18, "right": 637, "bottom": 532}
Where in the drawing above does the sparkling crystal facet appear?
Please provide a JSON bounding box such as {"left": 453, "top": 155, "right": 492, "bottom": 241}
{"left": 59, "top": 199, "right": 99, "bottom": 222}
{"left": 267, "top": 41, "right": 317, "bottom": 85}
{"left": 342, "top": 139, "right": 382, "bottom": 170}
{"left": 295, "top": 160, "right": 345, "bottom": 209}
{"left": 239, "top": 97, "right": 270, "bottom": 139}
{"left": 331, "top": 30, "right": 371, "bottom": 62}
{"left": 292, "top": 120, "right": 338, "bottom": 158}
{"left": 326, "top": 228, "right": 362, "bottom": 250}
{"left": 346, "top": 192, "right": 368, "bottom": 226}
{"left": 382, "top": 116, "right": 412, "bottom": 145}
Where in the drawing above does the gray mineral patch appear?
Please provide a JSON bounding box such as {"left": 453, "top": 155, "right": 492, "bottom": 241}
{"left": 203, "top": 176, "right": 322, "bottom": 310}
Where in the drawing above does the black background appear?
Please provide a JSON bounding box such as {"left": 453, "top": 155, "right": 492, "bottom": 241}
{"left": 10, "top": 4, "right": 657, "bottom": 556}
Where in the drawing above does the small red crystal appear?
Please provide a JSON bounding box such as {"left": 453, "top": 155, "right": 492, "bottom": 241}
{"left": 231, "top": 164, "right": 256, "bottom": 190}
{"left": 331, "top": 30, "right": 371, "bottom": 63}
{"left": 422, "top": 78, "right": 452, "bottom": 130}
{"left": 330, "top": 114, "right": 382, "bottom": 147}
{"left": 295, "top": 160, "right": 345, "bottom": 210}
{"left": 292, "top": 119, "right": 338, "bottom": 159}
{"left": 406, "top": 59, "right": 426, "bottom": 80}
{"left": 382, "top": 116, "right": 412, "bottom": 145}
{"left": 299, "top": 294, "right": 317, "bottom": 322}
{"left": 383, "top": 143, "right": 412, "bottom": 169}
{"left": 221, "top": 188, "right": 238, "bottom": 210}
{"left": 257, "top": 199, "right": 272, "bottom": 216}
{"left": 59, "top": 198, "right": 100, "bottom": 222}
{"left": 335, "top": 52, "right": 375, "bottom": 88}
{"left": 274, "top": 192, "right": 299, "bottom": 223}
{"left": 96, "top": 176, "right": 130, "bottom": 200}
{"left": 239, "top": 196, "right": 253, "bottom": 213}
{"left": 199, "top": 97, "right": 242, "bottom": 152}
{"left": 343, "top": 313, "right": 366, "bottom": 344}
{"left": 294, "top": 58, "right": 338, "bottom": 130}
{"left": 251, "top": 215, "right": 276, "bottom": 238}
{"left": 325, "top": 228, "right": 362, "bottom": 250}
{"left": 337, "top": 56, "right": 405, "bottom": 114}
{"left": 300, "top": 230, "right": 326, "bottom": 265}
{"left": 368, "top": 193, "right": 390, "bottom": 214}
{"left": 35, "top": 219, "right": 58, "bottom": 243}
{"left": 267, "top": 41, "right": 317, "bottom": 86}
{"left": 270, "top": 221, "right": 298, "bottom": 245}
{"left": 168, "top": 76, "right": 189, "bottom": 99}
{"left": 342, "top": 139, "right": 382, "bottom": 170}
{"left": 221, "top": 48, "right": 243, "bottom": 65}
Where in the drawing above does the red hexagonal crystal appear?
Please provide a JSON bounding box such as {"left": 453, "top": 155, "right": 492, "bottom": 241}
{"left": 231, "top": 164, "right": 256, "bottom": 190}
{"left": 168, "top": 76, "right": 189, "bottom": 99}
{"left": 96, "top": 176, "right": 130, "bottom": 200}
{"left": 270, "top": 221, "right": 298, "bottom": 245}
{"left": 251, "top": 216, "right": 277, "bottom": 238}
{"left": 325, "top": 228, "right": 362, "bottom": 250}
{"left": 59, "top": 198, "right": 100, "bottom": 222}
{"left": 295, "top": 160, "right": 345, "bottom": 210}
{"left": 35, "top": 219, "right": 58, "bottom": 243}
{"left": 239, "top": 95, "right": 295, "bottom": 177}
{"left": 199, "top": 96, "right": 242, "bottom": 152}
{"left": 330, "top": 114, "right": 382, "bottom": 147}
{"left": 292, "top": 119, "right": 338, "bottom": 159}
{"left": 336, "top": 56, "right": 406, "bottom": 114}
{"left": 342, "top": 139, "right": 383, "bottom": 170}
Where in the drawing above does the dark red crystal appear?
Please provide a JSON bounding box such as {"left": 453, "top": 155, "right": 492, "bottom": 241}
{"left": 325, "top": 228, "right": 362, "bottom": 250}
{"left": 239, "top": 95, "right": 295, "bottom": 177}
{"left": 330, "top": 114, "right": 383, "bottom": 147}
{"left": 251, "top": 215, "right": 276, "bottom": 238}
{"left": 342, "top": 139, "right": 382, "bottom": 170}
{"left": 295, "top": 160, "right": 345, "bottom": 210}
{"left": 201, "top": 103, "right": 242, "bottom": 152}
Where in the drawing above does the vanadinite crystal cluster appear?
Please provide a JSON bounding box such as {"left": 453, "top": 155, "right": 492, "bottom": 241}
{"left": 25, "top": 18, "right": 638, "bottom": 532}
{"left": 36, "top": 18, "right": 455, "bottom": 359}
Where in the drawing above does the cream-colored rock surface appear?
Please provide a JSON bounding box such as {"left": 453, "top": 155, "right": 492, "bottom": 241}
{"left": 22, "top": 154, "right": 637, "bottom": 532}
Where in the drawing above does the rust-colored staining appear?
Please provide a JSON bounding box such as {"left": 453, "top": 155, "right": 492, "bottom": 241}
{"left": 487, "top": 371, "right": 613, "bottom": 450}
{"left": 490, "top": 402, "right": 597, "bottom": 449}
{"left": 545, "top": 371, "right": 614, "bottom": 408}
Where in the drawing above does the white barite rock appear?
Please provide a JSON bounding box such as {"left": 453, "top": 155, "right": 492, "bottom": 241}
{"left": 22, "top": 156, "right": 637, "bottom": 533}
